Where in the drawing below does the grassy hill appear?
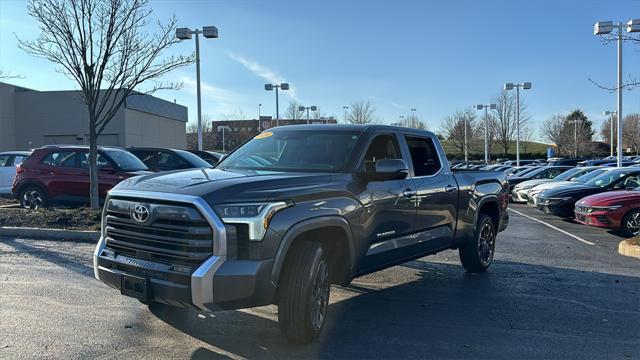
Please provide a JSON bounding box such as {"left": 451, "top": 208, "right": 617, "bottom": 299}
{"left": 440, "top": 140, "right": 554, "bottom": 161}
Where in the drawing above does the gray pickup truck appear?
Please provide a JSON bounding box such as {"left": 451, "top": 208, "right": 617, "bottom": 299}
{"left": 94, "top": 124, "right": 509, "bottom": 343}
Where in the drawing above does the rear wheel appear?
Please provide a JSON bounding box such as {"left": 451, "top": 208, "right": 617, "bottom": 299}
{"left": 19, "top": 186, "right": 48, "bottom": 209}
{"left": 278, "top": 241, "right": 330, "bottom": 344}
{"left": 459, "top": 214, "right": 496, "bottom": 273}
{"left": 621, "top": 209, "right": 640, "bottom": 237}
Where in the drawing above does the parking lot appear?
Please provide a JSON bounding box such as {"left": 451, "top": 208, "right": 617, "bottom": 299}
{"left": 1, "top": 203, "right": 638, "bottom": 360}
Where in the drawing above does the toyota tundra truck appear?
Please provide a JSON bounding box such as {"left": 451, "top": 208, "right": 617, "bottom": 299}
{"left": 94, "top": 124, "right": 509, "bottom": 343}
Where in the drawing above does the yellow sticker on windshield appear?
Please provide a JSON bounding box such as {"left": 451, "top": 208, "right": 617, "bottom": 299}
{"left": 254, "top": 131, "right": 273, "bottom": 139}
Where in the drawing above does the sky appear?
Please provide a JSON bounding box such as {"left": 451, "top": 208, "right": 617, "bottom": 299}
{"left": 1, "top": 0, "right": 639, "bottom": 142}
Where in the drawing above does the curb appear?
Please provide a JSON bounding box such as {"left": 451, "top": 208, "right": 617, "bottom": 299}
{"left": 0, "top": 227, "right": 100, "bottom": 243}
{"left": 618, "top": 240, "right": 640, "bottom": 259}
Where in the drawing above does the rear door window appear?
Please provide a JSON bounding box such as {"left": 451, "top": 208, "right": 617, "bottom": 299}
{"left": 42, "top": 151, "right": 77, "bottom": 167}
{"left": 0, "top": 155, "right": 9, "bottom": 167}
{"left": 404, "top": 136, "right": 442, "bottom": 177}
{"left": 12, "top": 155, "right": 27, "bottom": 166}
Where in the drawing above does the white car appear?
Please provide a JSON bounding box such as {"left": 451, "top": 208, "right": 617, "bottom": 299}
{"left": 0, "top": 151, "right": 31, "bottom": 194}
{"left": 527, "top": 167, "right": 616, "bottom": 206}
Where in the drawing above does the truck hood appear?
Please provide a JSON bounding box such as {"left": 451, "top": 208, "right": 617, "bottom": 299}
{"left": 112, "top": 167, "right": 339, "bottom": 204}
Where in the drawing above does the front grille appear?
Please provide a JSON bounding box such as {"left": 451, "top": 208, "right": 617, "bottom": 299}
{"left": 104, "top": 198, "right": 214, "bottom": 268}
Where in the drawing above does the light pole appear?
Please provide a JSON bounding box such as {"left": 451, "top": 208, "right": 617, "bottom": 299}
{"left": 343, "top": 106, "right": 349, "bottom": 123}
{"left": 217, "top": 125, "right": 230, "bottom": 153}
{"left": 504, "top": 82, "right": 532, "bottom": 166}
{"left": 604, "top": 110, "right": 617, "bottom": 157}
{"left": 264, "top": 83, "right": 289, "bottom": 126}
{"left": 594, "top": 19, "right": 640, "bottom": 166}
{"left": 476, "top": 104, "right": 497, "bottom": 164}
{"left": 299, "top": 105, "right": 318, "bottom": 124}
{"left": 176, "top": 26, "right": 219, "bottom": 151}
{"left": 568, "top": 119, "right": 584, "bottom": 158}
{"left": 257, "top": 104, "right": 262, "bottom": 132}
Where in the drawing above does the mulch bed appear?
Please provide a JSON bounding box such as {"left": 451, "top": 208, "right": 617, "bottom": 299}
{"left": 629, "top": 237, "right": 640, "bottom": 246}
{"left": 0, "top": 197, "right": 18, "bottom": 207}
{"left": 0, "top": 207, "right": 101, "bottom": 231}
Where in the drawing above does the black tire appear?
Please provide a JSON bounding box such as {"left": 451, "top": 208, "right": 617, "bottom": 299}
{"left": 19, "top": 185, "right": 48, "bottom": 209}
{"left": 459, "top": 214, "right": 496, "bottom": 273}
{"left": 620, "top": 209, "right": 640, "bottom": 238}
{"left": 278, "top": 241, "right": 331, "bottom": 344}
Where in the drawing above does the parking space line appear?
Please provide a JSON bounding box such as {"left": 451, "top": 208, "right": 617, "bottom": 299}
{"left": 509, "top": 208, "right": 595, "bottom": 246}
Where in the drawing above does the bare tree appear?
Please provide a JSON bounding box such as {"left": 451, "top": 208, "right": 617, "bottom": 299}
{"left": 0, "top": 69, "right": 24, "bottom": 80}
{"left": 473, "top": 113, "right": 498, "bottom": 161}
{"left": 541, "top": 111, "right": 595, "bottom": 157}
{"left": 590, "top": 33, "right": 640, "bottom": 91}
{"left": 520, "top": 125, "right": 535, "bottom": 154}
{"left": 18, "top": 0, "right": 193, "bottom": 208}
{"left": 284, "top": 101, "right": 305, "bottom": 119}
{"left": 346, "top": 100, "right": 379, "bottom": 124}
{"left": 399, "top": 113, "right": 427, "bottom": 130}
{"left": 623, "top": 113, "right": 640, "bottom": 155}
{"left": 442, "top": 108, "right": 476, "bottom": 157}
{"left": 221, "top": 108, "right": 249, "bottom": 120}
{"left": 600, "top": 114, "right": 618, "bottom": 147}
{"left": 491, "top": 90, "right": 528, "bottom": 156}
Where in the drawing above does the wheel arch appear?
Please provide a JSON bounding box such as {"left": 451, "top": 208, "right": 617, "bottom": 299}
{"left": 271, "top": 216, "right": 355, "bottom": 288}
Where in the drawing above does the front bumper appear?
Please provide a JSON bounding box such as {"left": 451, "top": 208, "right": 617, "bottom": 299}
{"left": 94, "top": 236, "right": 276, "bottom": 311}
{"left": 511, "top": 189, "right": 529, "bottom": 203}
{"left": 536, "top": 202, "right": 573, "bottom": 217}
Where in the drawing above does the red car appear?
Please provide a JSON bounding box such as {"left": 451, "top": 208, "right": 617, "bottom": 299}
{"left": 574, "top": 188, "right": 640, "bottom": 237}
{"left": 13, "top": 145, "right": 149, "bottom": 209}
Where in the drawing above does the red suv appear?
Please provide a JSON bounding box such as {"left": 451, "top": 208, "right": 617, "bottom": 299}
{"left": 13, "top": 145, "right": 150, "bottom": 209}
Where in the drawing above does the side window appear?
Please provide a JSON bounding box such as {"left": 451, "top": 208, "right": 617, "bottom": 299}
{"left": 362, "top": 134, "right": 401, "bottom": 172}
{"left": 623, "top": 175, "right": 640, "bottom": 189}
{"left": 12, "top": 155, "right": 27, "bottom": 166}
{"left": 131, "top": 151, "right": 156, "bottom": 166}
{"left": 404, "top": 136, "right": 442, "bottom": 177}
{"left": 157, "top": 151, "right": 188, "bottom": 168}
{"left": 78, "top": 152, "right": 111, "bottom": 168}
{"left": 0, "top": 155, "right": 9, "bottom": 167}
{"left": 42, "top": 151, "right": 76, "bottom": 167}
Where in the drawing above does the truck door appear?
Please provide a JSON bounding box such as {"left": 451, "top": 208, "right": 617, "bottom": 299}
{"left": 402, "top": 134, "right": 457, "bottom": 252}
{"left": 356, "top": 133, "right": 417, "bottom": 272}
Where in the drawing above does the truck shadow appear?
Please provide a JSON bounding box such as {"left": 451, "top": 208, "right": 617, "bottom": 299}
{"left": 150, "top": 260, "right": 640, "bottom": 359}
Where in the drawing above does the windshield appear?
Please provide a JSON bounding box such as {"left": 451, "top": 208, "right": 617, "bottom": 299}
{"left": 217, "top": 130, "right": 361, "bottom": 172}
{"left": 103, "top": 149, "right": 148, "bottom": 171}
{"left": 584, "top": 170, "right": 632, "bottom": 188}
{"left": 552, "top": 167, "right": 583, "bottom": 181}
{"left": 510, "top": 167, "right": 538, "bottom": 177}
{"left": 573, "top": 168, "right": 607, "bottom": 183}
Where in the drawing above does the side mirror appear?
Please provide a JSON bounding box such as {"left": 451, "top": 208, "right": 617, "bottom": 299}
{"left": 612, "top": 182, "right": 625, "bottom": 190}
{"left": 359, "top": 159, "right": 409, "bottom": 181}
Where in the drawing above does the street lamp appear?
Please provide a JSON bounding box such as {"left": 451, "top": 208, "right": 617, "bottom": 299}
{"left": 342, "top": 106, "right": 349, "bottom": 123}
{"left": 176, "top": 26, "right": 219, "bottom": 151}
{"left": 217, "top": 125, "right": 230, "bottom": 153}
{"left": 298, "top": 105, "right": 318, "bottom": 124}
{"left": 568, "top": 119, "right": 584, "bottom": 158}
{"left": 476, "top": 103, "right": 497, "bottom": 164}
{"left": 264, "top": 83, "right": 289, "bottom": 126}
{"left": 257, "top": 104, "right": 262, "bottom": 132}
{"left": 504, "top": 82, "right": 532, "bottom": 166}
{"left": 604, "top": 110, "right": 617, "bottom": 157}
{"left": 594, "top": 19, "right": 640, "bottom": 166}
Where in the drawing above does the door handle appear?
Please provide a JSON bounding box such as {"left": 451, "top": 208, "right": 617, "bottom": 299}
{"left": 403, "top": 189, "right": 417, "bottom": 198}
{"left": 445, "top": 185, "right": 457, "bottom": 193}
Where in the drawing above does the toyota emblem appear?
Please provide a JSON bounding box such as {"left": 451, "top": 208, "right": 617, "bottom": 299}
{"left": 132, "top": 203, "right": 150, "bottom": 223}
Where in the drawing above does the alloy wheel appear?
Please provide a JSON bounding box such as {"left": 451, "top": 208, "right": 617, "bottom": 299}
{"left": 311, "top": 258, "right": 330, "bottom": 331}
{"left": 22, "top": 190, "right": 43, "bottom": 209}
{"left": 626, "top": 212, "right": 640, "bottom": 236}
{"left": 477, "top": 222, "right": 495, "bottom": 266}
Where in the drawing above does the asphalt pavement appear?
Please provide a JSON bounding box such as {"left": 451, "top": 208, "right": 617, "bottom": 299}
{"left": 1, "top": 203, "right": 638, "bottom": 359}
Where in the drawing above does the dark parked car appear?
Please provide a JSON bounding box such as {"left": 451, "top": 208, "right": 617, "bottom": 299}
{"left": 12, "top": 145, "right": 149, "bottom": 209}
{"left": 94, "top": 125, "right": 509, "bottom": 343}
{"left": 127, "top": 147, "right": 212, "bottom": 172}
{"left": 547, "top": 158, "right": 583, "bottom": 166}
{"left": 186, "top": 150, "right": 223, "bottom": 166}
{"left": 537, "top": 168, "right": 640, "bottom": 217}
{"left": 502, "top": 159, "right": 540, "bottom": 166}
{"left": 507, "top": 166, "right": 572, "bottom": 192}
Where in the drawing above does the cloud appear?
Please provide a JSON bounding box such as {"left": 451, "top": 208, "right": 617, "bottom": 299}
{"left": 227, "top": 52, "right": 300, "bottom": 101}
{"left": 177, "top": 75, "right": 243, "bottom": 116}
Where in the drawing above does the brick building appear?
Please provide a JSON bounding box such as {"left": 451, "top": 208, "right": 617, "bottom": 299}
{"left": 208, "top": 117, "right": 338, "bottom": 151}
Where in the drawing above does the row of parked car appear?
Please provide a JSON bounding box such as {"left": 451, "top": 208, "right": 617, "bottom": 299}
{"left": 0, "top": 145, "right": 223, "bottom": 209}
{"left": 493, "top": 160, "right": 640, "bottom": 238}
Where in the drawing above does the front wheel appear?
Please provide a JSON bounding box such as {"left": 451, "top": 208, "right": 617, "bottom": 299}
{"left": 19, "top": 186, "right": 48, "bottom": 209}
{"left": 621, "top": 209, "right": 640, "bottom": 237}
{"left": 459, "top": 214, "right": 496, "bottom": 273}
{"left": 278, "top": 242, "right": 330, "bottom": 344}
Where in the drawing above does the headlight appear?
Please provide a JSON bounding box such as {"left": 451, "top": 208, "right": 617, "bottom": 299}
{"left": 540, "top": 197, "right": 572, "bottom": 205}
{"left": 214, "top": 202, "right": 292, "bottom": 241}
{"left": 589, "top": 205, "right": 622, "bottom": 213}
